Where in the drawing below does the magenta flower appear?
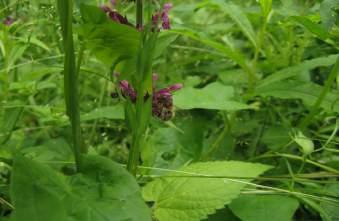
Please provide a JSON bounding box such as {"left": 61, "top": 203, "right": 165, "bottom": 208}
{"left": 119, "top": 80, "right": 137, "bottom": 102}
{"left": 99, "top": 1, "right": 173, "bottom": 31}
{"left": 115, "top": 73, "right": 182, "bottom": 121}
{"left": 3, "top": 17, "right": 15, "bottom": 26}
{"left": 100, "top": 2, "right": 131, "bottom": 26}
{"left": 152, "top": 3, "right": 173, "bottom": 30}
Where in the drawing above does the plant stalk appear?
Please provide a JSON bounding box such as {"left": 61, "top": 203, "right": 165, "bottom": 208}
{"left": 57, "top": 0, "right": 84, "bottom": 172}
{"left": 127, "top": 0, "right": 145, "bottom": 176}
{"left": 299, "top": 57, "right": 339, "bottom": 129}
{"left": 136, "top": 0, "right": 143, "bottom": 28}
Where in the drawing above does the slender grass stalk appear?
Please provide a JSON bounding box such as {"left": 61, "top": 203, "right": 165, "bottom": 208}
{"left": 56, "top": 0, "right": 84, "bottom": 172}
{"left": 253, "top": 153, "right": 339, "bottom": 175}
{"left": 299, "top": 57, "right": 339, "bottom": 129}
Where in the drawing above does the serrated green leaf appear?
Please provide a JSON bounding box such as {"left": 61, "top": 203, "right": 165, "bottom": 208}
{"left": 229, "top": 195, "right": 299, "bottom": 221}
{"left": 174, "top": 82, "right": 252, "bottom": 111}
{"left": 143, "top": 161, "right": 271, "bottom": 221}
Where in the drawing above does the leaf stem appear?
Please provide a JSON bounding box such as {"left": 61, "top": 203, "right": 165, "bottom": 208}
{"left": 299, "top": 57, "right": 339, "bottom": 129}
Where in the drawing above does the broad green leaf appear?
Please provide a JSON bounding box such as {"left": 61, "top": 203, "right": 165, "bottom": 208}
{"left": 67, "top": 155, "right": 152, "bottom": 221}
{"left": 174, "top": 82, "right": 252, "bottom": 111}
{"left": 154, "top": 33, "right": 178, "bottom": 58}
{"left": 80, "top": 4, "right": 107, "bottom": 24}
{"left": 21, "top": 138, "right": 73, "bottom": 169}
{"left": 229, "top": 195, "right": 299, "bottom": 221}
{"left": 261, "top": 126, "right": 290, "bottom": 151}
{"left": 143, "top": 161, "right": 271, "bottom": 221}
{"left": 320, "top": 184, "right": 339, "bottom": 221}
{"left": 81, "top": 105, "right": 124, "bottom": 121}
{"left": 10, "top": 156, "right": 70, "bottom": 221}
{"left": 10, "top": 155, "right": 152, "bottom": 221}
{"left": 204, "top": 207, "right": 240, "bottom": 221}
{"left": 256, "top": 81, "right": 339, "bottom": 112}
{"left": 142, "top": 118, "right": 205, "bottom": 174}
{"left": 258, "top": 54, "right": 339, "bottom": 87}
{"left": 77, "top": 23, "right": 140, "bottom": 65}
{"left": 212, "top": 1, "right": 258, "bottom": 49}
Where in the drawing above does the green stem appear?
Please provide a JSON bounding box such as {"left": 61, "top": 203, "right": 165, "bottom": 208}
{"left": 127, "top": 0, "right": 145, "bottom": 176}
{"left": 299, "top": 57, "right": 339, "bottom": 129}
{"left": 136, "top": 0, "right": 143, "bottom": 28}
{"left": 255, "top": 153, "right": 339, "bottom": 175}
{"left": 57, "top": 0, "right": 83, "bottom": 172}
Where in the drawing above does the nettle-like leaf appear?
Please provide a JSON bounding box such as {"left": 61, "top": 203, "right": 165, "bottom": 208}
{"left": 142, "top": 161, "right": 271, "bottom": 221}
{"left": 229, "top": 195, "right": 299, "bottom": 221}
{"left": 173, "top": 82, "right": 252, "bottom": 111}
{"left": 67, "top": 155, "right": 152, "bottom": 221}
{"left": 10, "top": 155, "right": 152, "bottom": 221}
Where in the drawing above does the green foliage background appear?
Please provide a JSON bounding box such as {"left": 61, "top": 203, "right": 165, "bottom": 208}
{"left": 0, "top": 0, "right": 339, "bottom": 220}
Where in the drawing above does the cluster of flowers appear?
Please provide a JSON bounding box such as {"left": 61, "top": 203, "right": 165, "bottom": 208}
{"left": 102, "top": 1, "right": 180, "bottom": 121}
{"left": 116, "top": 74, "right": 182, "bottom": 121}
{"left": 100, "top": 0, "right": 173, "bottom": 30}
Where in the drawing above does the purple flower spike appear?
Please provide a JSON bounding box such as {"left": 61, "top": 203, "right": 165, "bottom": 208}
{"left": 168, "top": 83, "right": 183, "bottom": 91}
{"left": 115, "top": 73, "right": 182, "bottom": 121}
{"left": 152, "top": 2, "right": 173, "bottom": 31}
{"left": 3, "top": 17, "right": 15, "bottom": 26}
{"left": 152, "top": 82, "right": 182, "bottom": 121}
{"left": 164, "top": 3, "right": 173, "bottom": 12}
{"left": 108, "top": 11, "right": 130, "bottom": 25}
{"left": 161, "top": 3, "right": 172, "bottom": 29}
{"left": 119, "top": 80, "right": 137, "bottom": 102}
{"left": 100, "top": 1, "right": 131, "bottom": 26}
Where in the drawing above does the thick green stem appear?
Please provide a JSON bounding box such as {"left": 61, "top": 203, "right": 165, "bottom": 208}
{"left": 127, "top": 0, "right": 145, "bottom": 176}
{"left": 299, "top": 57, "right": 339, "bottom": 129}
{"left": 57, "top": 0, "right": 83, "bottom": 172}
